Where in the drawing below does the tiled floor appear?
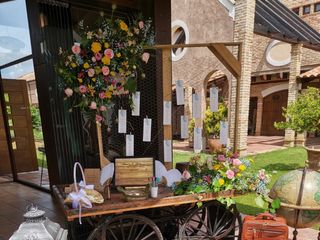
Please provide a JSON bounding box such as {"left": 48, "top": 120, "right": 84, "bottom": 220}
{"left": 18, "top": 167, "right": 50, "bottom": 189}
{"left": 0, "top": 177, "right": 65, "bottom": 240}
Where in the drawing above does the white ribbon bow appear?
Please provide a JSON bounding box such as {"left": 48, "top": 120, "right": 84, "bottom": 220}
{"left": 68, "top": 189, "right": 92, "bottom": 224}
{"left": 79, "top": 180, "right": 94, "bottom": 190}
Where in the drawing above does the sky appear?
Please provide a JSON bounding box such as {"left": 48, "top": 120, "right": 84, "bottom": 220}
{"left": 0, "top": 0, "right": 34, "bottom": 79}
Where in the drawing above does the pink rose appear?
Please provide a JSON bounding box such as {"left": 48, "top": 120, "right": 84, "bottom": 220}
{"left": 226, "top": 170, "right": 235, "bottom": 179}
{"left": 96, "top": 115, "right": 103, "bottom": 122}
{"left": 99, "top": 92, "right": 106, "bottom": 99}
{"left": 89, "top": 101, "right": 97, "bottom": 109}
{"left": 100, "top": 105, "right": 107, "bottom": 111}
{"left": 71, "top": 43, "right": 81, "bottom": 54}
{"left": 102, "top": 66, "right": 110, "bottom": 76}
{"left": 141, "top": 52, "right": 150, "bottom": 63}
{"left": 95, "top": 52, "right": 102, "bottom": 61}
{"left": 64, "top": 88, "right": 73, "bottom": 97}
{"left": 182, "top": 170, "right": 191, "bottom": 180}
{"left": 88, "top": 68, "right": 95, "bottom": 77}
{"left": 232, "top": 158, "right": 242, "bottom": 166}
{"left": 91, "top": 57, "right": 96, "bottom": 62}
{"left": 104, "top": 49, "right": 114, "bottom": 59}
{"left": 259, "top": 169, "right": 266, "bottom": 180}
{"left": 217, "top": 155, "right": 225, "bottom": 162}
{"left": 138, "top": 21, "right": 144, "bottom": 29}
{"left": 79, "top": 85, "right": 87, "bottom": 93}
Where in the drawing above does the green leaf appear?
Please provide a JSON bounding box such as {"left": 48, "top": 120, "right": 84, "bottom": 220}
{"left": 196, "top": 202, "right": 203, "bottom": 208}
{"left": 271, "top": 198, "right": 281, "bottom": 210}
{"left": 255, "top": 195, "right": 265, "bottom": 208}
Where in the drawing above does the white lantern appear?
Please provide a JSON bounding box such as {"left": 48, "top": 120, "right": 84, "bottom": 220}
{"left": 9, "top": 204, "right": 68, "bottom": 240}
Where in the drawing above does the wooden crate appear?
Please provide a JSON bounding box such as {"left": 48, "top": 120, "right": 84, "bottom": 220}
{"left": 115, "top": 157, "right": 154, "bottom": 186}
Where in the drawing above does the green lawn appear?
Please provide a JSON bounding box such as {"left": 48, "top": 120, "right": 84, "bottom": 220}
{"left": 173, "top": 147, "right": 307, "bottom": 215}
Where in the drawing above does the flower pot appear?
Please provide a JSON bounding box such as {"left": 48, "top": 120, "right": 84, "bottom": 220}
{"left": 207, "top": 138, "right": 222, "bottom": 153}
{"left": 305, "top": 146, "right": 320, "bottom": 171}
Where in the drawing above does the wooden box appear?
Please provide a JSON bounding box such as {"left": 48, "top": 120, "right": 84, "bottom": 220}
{"left": 115, "top": 157, "right": 154, "bottom": 186}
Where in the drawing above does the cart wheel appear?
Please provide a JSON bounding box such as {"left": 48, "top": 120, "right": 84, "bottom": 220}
{"left": 87, "top": 214, "right": 163, "bottom": 240}
{"left": 179, "top": 201, "right": 242, "bottom": 240}
{"left": 158, "top": 204, "right": 206, "bottom": 239}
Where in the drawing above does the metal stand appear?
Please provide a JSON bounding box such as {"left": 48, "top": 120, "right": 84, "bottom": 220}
{"left": 38, "top": 147, "right": 46, "bottom": 186}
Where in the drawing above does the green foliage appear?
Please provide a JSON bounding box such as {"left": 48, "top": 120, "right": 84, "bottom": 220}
{"left": 188, "top": 118, "right": 195, "bottom": 136}
{"left": 203, "top": 102, "right": 228, "bottom": 137}
{"left": 274, "top": 87, "right": 320, "bottom": 133}
{"left": 30, "top": 105, "right": 41, "bottom": 130}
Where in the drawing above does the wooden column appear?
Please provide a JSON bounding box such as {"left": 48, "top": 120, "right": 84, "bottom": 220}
{"left": 162, "top": 49, "right": 173, "bottom": 169}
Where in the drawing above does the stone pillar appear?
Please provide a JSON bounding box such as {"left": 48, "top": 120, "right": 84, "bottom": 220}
{"left": 255, "top": 97, "right": 263, "bottom": 136}
{"left": 295, "top": 132, "right": 307, "bottom": 146}
{"left": 230, "top": 0, "right": 256, "bottom": 155}
{"left": 284, "top": 44, "right": 302, "bottom": 147}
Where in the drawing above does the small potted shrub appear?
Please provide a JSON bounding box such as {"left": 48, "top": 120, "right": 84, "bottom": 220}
{"left": 275, "top": 87, "right": 320, "bottom": 170}
{"left": 188, "top": 119, "right": 195, "bottom": 148}
{"left": 204, "top": 102, "right": 228, "bottom": 153}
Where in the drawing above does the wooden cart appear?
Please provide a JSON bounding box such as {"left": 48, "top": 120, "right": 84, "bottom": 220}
{"left": 53, "top": 185, "right": 242, "bottom": 240}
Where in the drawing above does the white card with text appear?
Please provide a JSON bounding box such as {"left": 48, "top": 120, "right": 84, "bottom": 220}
{"left": 143, "top": 118, "right": 152, "bottom": 142}
{"left": 163, "top": 101, "right": 172, "bottom": 125}
{"left": 194, "top": 127, "right": 202, "bottom": 152}
{"left": 220, "top": 121, "right": 228, "bottom": 146}
{"left": 132, "top": 91, "right": 140, "bottom": 116}
{"left": 118, "top": 109, "right": 127, "bottom": 133}
{"left": 176, "top": 80, "right": 184, "bottom": 105}
{"left": 164, "top": 140, "right": 172, "bottom": 162}
{"left": 210, "top": 87, "right": 219, "bottom": 112}
{"left": 126, "top": 134, "right": 134, "bottom": 156}
{"left": 181, "top": 116, "right": 189, "bottom": 139}
{"left": 192, "top": 93, "right": 201, "bottom": 119}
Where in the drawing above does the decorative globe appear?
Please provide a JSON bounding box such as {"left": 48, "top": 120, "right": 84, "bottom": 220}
{"left": 269, "top": 169, "right": 320, "bottom": 228}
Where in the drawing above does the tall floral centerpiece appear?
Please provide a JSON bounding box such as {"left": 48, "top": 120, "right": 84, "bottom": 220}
{"left": 56, "top": 15, "right": 154, "bottom": 167}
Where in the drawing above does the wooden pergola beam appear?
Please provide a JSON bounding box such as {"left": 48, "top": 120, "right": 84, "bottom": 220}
{"left": 208, "top": 43, "right": 241, "bottom": 79}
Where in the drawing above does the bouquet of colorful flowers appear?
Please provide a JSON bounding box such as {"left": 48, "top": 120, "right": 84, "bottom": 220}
{"left": 174, "top": 151, "right": 271, "bottom": 205}
{"left": 56, "top": 14, "right": 154, "bottom": 123}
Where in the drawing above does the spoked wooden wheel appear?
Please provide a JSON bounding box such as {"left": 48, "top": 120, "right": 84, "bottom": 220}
{"left": 158, "top": 204, "right": 206, "bottom": 239}
{"left": 87, "top": 214, "right": 163, "bottom": 240}
{"left": 179, "top": 201, "right": 242, "bottom": 240}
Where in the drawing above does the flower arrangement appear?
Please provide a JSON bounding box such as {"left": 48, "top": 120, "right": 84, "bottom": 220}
{"left": 173, "top": 151, "right": 271, "bottom": 206}
{"left": 56, "top": 14, "right": 154, "bottom": 123}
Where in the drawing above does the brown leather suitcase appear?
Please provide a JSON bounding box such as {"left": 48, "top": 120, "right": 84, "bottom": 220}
{"left": 241, "top": 213, "right": 289, "bottom": 240}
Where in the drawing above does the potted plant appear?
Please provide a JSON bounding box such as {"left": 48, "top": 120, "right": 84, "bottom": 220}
{"left": 274, "top": 87, "right": 320, "bottom": 170}
{"left": 204, "top": 102, "right": 228, "bottom": 153}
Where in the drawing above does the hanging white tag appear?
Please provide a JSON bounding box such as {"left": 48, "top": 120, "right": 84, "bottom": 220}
{"left": 118, "top": 109, "right": 127, "bottom": 133}
{"left": 143, "top": 118, "right": 152, "bottom": 142}
{"left": 163, "top": 140, "right": 172, "bottom": 162}
{"left": 176, "top": 80, "right": 184, "bottom": 105}
{"left": 132, "top": 92, "right": 140, "bottom": 116}
{"left": 220, "top": 121, "right": 228, "bottom": 146}
{"left": 181, "top": 116, "right": 189, "bottom": 139}
{"left": 210, "top": 87, "right": 219, "bottom": 112}
{"left": 163, "top": 101, "right": 172, "bottom": 125}
{"left": 194, "top": 127, "right": 202, "bottom": 152}
{"left": 192, "top": 93, "right": 201, "bottom": 119}
{"left": 126, "top": 134, "right": 134, "bottom": 156}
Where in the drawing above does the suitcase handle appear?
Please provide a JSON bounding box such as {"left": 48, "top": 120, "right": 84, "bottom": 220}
{"left": 255, "top": 213, "right": 276, "bottom": 221}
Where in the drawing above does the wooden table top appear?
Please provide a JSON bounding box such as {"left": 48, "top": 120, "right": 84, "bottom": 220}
{"left": 52, "top": 185, "right": 234, "bottom": 221}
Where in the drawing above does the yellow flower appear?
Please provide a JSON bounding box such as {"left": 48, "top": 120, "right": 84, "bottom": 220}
{"left": 108, "top": 85, "right": 114, "bottom": 91}
{"left": 91, "top": 42, "right": 101, "bottom": 53}
{"left": 116, "top": 52, "right": 121, "bottom": 58}
{"left": 71, "top": 62, "right": 77, "bottom": 68}
{"left": 83, "top": 62, "right": 90, "bottom": 69}
{"left": 237, "top": 173, "right": 242, "bottom": 177}
{"left": 94, "top": 66, "right": 101, "bottom": 74}
{"left": 102, "top": 56, "right": 110, "bottom": 65}
{"left": 104, "top": 42, "right": 110, "bottom": 48}
{"left": 105, "top": 91, "right": 112, "bottom": 99}
{"left": 213, "top": 164, "right": 220, "bottom": 171}
{"left": 77, "top": 78, "right": 83, "bottom": 83}
{"left": 119, "top": 20, "right": 128, "bottom": 32}
{"left": 110, "top": 71, "right": 116, "bottom": 76}
{"left": 218, "top": 178, "right": 225, "bottom": 186}
{"left": 92, "top": 78, "right": 96, "bottom": 82}
{"left": 87, "top": 85, "right": 95, "bottom": 96}
{"left": 239, "top": 164, "right": 246, "bottom": 171}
